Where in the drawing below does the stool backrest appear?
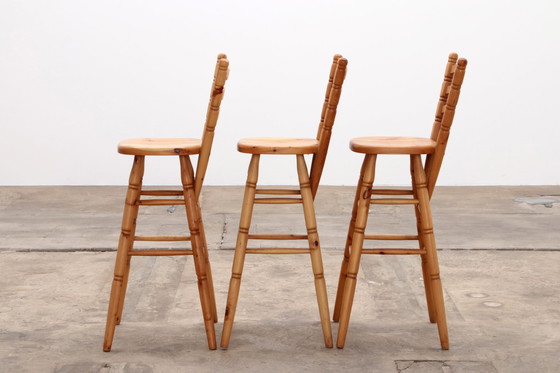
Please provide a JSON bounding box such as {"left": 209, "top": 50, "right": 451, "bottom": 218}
{"left": 309, "top": 55, "right": 348, "bottom": 197}
{"left": 425, "top": 53, "right": 468, "bottom": 196}
{"left": 195, "top": 54, "right": 230, "bottom": 198}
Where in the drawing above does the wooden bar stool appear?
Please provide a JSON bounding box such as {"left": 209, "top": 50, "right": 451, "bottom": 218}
{"left": 103, "top": 54, "right": 229, "bottom": 351}
{"left": 220, "top": 55, "right": 348, "bottom": 349}
{"left": 333, "top": 53, "right": 467, "bottom": 349}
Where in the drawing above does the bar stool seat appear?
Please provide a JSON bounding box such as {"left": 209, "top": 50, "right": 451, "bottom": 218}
{"left": 237, "top": 137, "right": 319, "bottom": 154}
{"left": 118, "top": 138, "right": 202, "bottom": 156}
{"left": 350, "top": 136, "right": 436, "bottom": 154}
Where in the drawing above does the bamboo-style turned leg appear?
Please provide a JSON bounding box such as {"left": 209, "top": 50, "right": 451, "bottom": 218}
{"left": 197, "top": 206, "right": 218, "bottom": 323}
{"left": 296, "top": 155, "right": 333, "bottom": 348}
{"left": 336, "top": 154, "right": 376, "bottom": 349}
{"left": 180, "top": 155, "right": 217, "bottom": 350}
{"left": 333, "top": 159, "right": 367, "bottom": 322}
{"left": 104, "top": 155, "right": 145, "bottom": 352}
{"left": 115, "top": 256, "right": 131, "bottom": 325}
{"left": 410, "top": 157, "right": 437, "bottom": 323}
{"left": 221, "top": 154, "right": 260, "bottom": 349}
{"left": 411, "top": 154, "right": 449, "bottom": 350}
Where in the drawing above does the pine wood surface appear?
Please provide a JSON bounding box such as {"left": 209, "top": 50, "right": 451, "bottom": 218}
{"left": 350, "top": 136, "right": 436, "bottom": 154}
{"left": 118, "top": 138, "right": 201, "bottom": 156}
{"left": 237, "top": 137, "right": 319, "bottom": 154}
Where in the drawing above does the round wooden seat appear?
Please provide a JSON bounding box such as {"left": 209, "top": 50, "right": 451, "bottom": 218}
{"left": 237, "top": 137, "right": 319, "bottom": 154}
{"left": 350, "top": 136, "right": 437, "bottom": 155}
{"left": 118, "top": 138, "right": 202, "bottom": 156}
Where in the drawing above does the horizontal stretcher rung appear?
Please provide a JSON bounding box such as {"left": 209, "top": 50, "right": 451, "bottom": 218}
{"left": 245, "top": 248, "right": 311, "bottom": 254}
{"left": 371, "top": 189, "right": 414, "bottom": 195}
{"left": 248, "top": 234, "right": 308, "bottom": 240}
{"left": 255, "top": 189, "right": 301, "bottom": 195}
{"left": 129, "top": 249, "right": 193, "bottom": 256}
{"left": 361, "top": 248, "right": 426, "bottom": 255}
{"left": 138, "top": 199, "right": 185, "bottom": 206}
{"left": 253, "top": 198, "right": 303, "bottom": 204}
{"left": 364, "top": 234, "right": 418, "bottom": 241}
{"left": 134, "top": 235, "right": 190, "bottom": 242}
{"left": 140, "top": 190, "right": 183, "bottom": 196}
{"left": 371, "top": 198, "right": 419, "bottom": 205}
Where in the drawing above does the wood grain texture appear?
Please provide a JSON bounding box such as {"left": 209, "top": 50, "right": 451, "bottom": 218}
{"left": 237, "top": 137, "right": 319, "bottom": 154}
{"left": 350, "top": 136, "right": 436, "bottom": 154}
{"left": 118, "top": 138, "right": 201, "bottom": 156}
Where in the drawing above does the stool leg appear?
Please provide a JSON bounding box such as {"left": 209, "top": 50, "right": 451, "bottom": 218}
{"left": 333, "top": 159, "right": 367, "bottom": 322}
{"left": 410, "top": 157, "right": 437, "bottom": 323}
{"left": 103, "top": 155, "right": 145, "bottom": 352}
{"left": 197, "top": 208, "right": 218, "bottom": 323}
{"left": 180, "top": 155, "right": 217, "bottom": 350}
{"left": 115, "top": 256, "right": 131, "bottom": 325}
{"left": 336, "top": 154, "right": 376, "bottom": 349}
{"left": 221, "top": 154, "right": 260, "bottom": 349}
{"left": 411, "top": 155, "right": 449, "bottom": 350}
{"left": 296, "top": 155, "right": 333, "bottom": 348}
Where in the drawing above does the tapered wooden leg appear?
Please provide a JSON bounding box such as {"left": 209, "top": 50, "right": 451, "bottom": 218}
{"left": 104, "top": 155, "right": 145, "bottom": 352}
{"left": 333, "top": 159, "right": 367, "bottom": 322}
{"left": 180, "top": 155, "right": 217, "bottom": 350}
{"left": 411, "top": 155, "right": 449, "bottom": 350}
{"left": 220, "top": 154, "right": 260, "bottom": 349}
{"left": 410, "top": 157, "right": 437, "bottom": 323}
{"left": 115, "top": 256, "right": 131, "bottom": 325}
{"left": 197, "top": 206, "right": 218, "bottom": 323}
{"left": 296, "top": 155, "right": 333, "bottom": 348}
{"left": 336, "top": 154, "right": 376, "bottom": 349}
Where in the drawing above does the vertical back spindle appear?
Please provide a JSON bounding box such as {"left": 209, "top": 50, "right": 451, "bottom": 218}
{"left": 195, "top": 54, "right": 230, "bottom": 198}
{"left": 316, "top": 55, "right": 343, "bottom": 141}
{"left": 309, "top": 57, "right": 348, "bottom": 197}
{"left": 429, "top": 53, "right": 458, "bottom": 141}
{"left": 425, "top": 58, "right": 467, "bottom": 196}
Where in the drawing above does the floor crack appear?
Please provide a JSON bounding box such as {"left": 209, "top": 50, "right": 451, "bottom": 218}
{"left": 219, "top": 214, "right": 228, "bottom": 249}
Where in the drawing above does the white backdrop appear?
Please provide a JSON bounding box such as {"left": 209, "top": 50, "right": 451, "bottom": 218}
{"left": 1, "top": 0, "right": 559, "bottom": 186}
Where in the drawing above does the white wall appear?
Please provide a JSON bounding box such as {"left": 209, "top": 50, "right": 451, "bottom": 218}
{"left": 1, "top": 0, "right": 559, "bottom": 186}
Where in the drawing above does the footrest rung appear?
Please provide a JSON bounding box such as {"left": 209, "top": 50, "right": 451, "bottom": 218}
{"left": 371, "top": 189, "right": 414, "bottom": 195}
{"left": 248, "top": 234, "right": 308, "bottom": 240}
{"left": 254, "top": 198, "right": 303, "bottom": 204}
{"left": 141, "top": 190, "right": 183, "bottom": 196}
{"left": 256, "top": 189, "right": 301, "bottom": 195}
{"left": 245, "top": 248, "right": 311, "bottom": 254}
{"left": 364, "top": 234, "right": 418, "bottom": 241}
{"left": 129, "top": 249, "right": 193, "bottom": 256}
{"left": 138, "top": 199, "right": 185, "bottom": 206}
{"left": 371, "top": 198, "right": 418, "bottom": 205}
{"left": 135, "top": 235, "right": 190, "bottom": 242}
{"left": 361, "top": 248, "right": 426, "bottom": 255}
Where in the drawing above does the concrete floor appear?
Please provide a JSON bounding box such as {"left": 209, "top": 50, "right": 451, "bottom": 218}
{"left": 1, "top": 186, "right": 559, "bottom": 372}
